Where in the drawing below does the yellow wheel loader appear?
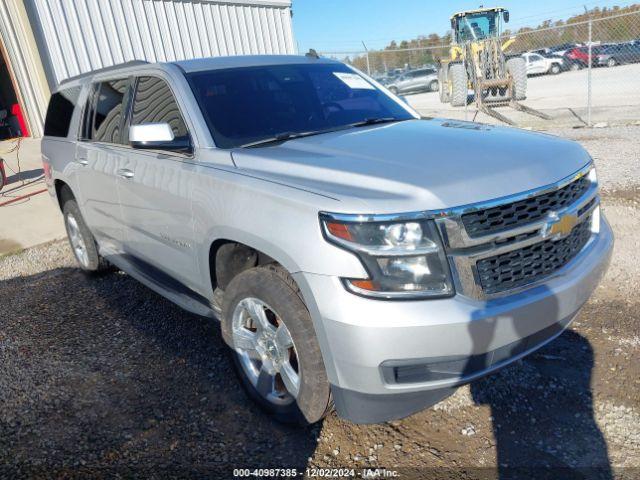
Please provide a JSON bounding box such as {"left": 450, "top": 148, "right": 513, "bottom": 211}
{"left": 438, "top": 7, "right": 550, "bottom": 125}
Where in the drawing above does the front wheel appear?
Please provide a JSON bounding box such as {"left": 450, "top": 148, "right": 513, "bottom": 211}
{"left": 388, "top": 86, "right": 399, "bottom": 95}
{"left": 221, "top": 265, "right": 332, "bottom": 425}
{"left": 449, "top": 64, "right": 467, "bottom": 107}
{"left": 607, "top": 58, "right": 617, "bottom": 67}
{"left": 550, "top": 64, "right": 561, "bottom": 74}
{"left": 438, "top": 68, "right": 450, "bottom": 103}
{"left": 428, "top": 79, "right": 439, "bottom": 92}
{"left": 506, "top": 57, "right": 527, "bottom": 101}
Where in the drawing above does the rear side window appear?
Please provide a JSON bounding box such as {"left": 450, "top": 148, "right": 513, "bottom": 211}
{"left": 44, "top": 87, "right": 81, "bottom": 137}
{"left": 92, "top": 79, "right": 130, "bottom": 143}
{"left": 131, "top": 76, "right": 189, "bottom": 140}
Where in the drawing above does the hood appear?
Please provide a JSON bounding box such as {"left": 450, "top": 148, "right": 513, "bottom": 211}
{"left": 231, "top": 119, "right": 592, "bottom": 214}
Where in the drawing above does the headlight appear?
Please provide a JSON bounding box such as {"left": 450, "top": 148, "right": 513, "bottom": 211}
{"left": 321, "top": 215, "right": 454, "bottom": 299}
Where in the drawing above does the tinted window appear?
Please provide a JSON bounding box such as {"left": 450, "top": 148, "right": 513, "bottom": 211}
{"left": 90, "top": 79, "right": 130, "bottom": 143}
{"left": 44, "top": 87, "right": 81, "bottom": 137}
{"left": 187, "top": 63, "right": 413, "bottom": 149}
{"left": 131, "top": 76, "right": 189, "bottom": 140}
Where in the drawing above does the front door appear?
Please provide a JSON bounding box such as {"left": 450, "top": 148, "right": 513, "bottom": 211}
{"left": 116, "top": 75, "right": 199, "bottom": 288}
{"left": 75, "top": 78, "right": 132, "bottom": 251}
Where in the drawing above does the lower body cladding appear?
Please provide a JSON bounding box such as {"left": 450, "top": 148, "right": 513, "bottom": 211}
{"left": 294, "top": 219, "right": 613, "bottom": 424}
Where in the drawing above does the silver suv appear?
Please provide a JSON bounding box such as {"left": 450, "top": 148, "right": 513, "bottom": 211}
{"left": 387, "top": 67, "right": 439, "bottom": 95}
{"left": 42, "top": 55, "right": 613, "bottom": 425}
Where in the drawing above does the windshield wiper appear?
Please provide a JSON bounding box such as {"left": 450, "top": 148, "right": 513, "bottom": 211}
{"left": 239, "top": 118, "right": 407, "bottom": 148}
{"left": 349, "top": 117, "right": 404, "bottom": 128}
{"left": 240, "top": 125, "right": 354, "bottom": 148}
{"left": 240, "top": 132, "right": 301, "bottom": 148}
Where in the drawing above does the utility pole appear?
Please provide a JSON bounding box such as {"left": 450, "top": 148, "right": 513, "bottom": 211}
{"left": 362, "top": 41, "right": 371, "bottom": 75}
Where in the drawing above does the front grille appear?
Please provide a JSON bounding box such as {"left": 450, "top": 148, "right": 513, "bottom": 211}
{"left": 462, "top": 176, "right": 591, "bottom": 238}
{"left": 476, "top": 217, "right": 592, "bottom": 294}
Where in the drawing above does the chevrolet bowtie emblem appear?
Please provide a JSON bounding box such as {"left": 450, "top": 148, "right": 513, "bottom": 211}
{"left": 542, "top": 211, "right": 579, "bottom": 239}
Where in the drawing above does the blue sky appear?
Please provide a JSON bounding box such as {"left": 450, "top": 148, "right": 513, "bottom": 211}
{"left": 292, "top": 0, "right": 637, "bottom": 53}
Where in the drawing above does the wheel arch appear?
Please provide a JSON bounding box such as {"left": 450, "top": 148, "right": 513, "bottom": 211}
{"left": 54, "top": 179, "right": 74, "bottom": 211}
{"left": 206, "top": 231, "right": 302, "bottom": 294}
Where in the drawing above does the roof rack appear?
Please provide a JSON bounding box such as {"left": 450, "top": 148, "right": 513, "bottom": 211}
{"left": 59, "top": 60, "right": 150, "bottom": 85}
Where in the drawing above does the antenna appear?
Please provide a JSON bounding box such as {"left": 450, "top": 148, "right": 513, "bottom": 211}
{"left": 306, "top": 49, "right": 319, "bottom": 59}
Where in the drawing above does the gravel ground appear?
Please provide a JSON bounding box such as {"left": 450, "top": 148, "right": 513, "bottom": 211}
{"left": 1, "top": 126, "right": 639, "bottom": 479}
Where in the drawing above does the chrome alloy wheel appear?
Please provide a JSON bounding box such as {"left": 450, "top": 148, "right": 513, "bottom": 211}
{"left": 65, "top": 213, "right": 90, "bottom": 268}
{"left": 231, "top": 297, "right": 300, "bottom": 405}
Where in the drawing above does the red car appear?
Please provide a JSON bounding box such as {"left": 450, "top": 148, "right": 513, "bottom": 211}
{"left": 564, "top": 46, "right": 605, "bottom": 69}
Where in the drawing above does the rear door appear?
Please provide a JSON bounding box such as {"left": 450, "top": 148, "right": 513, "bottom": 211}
{"left": 75, "top": 78, "right": 133, "bottom": 251}
{"left": 116, "top": 75, "right": 199, "bottom": 287}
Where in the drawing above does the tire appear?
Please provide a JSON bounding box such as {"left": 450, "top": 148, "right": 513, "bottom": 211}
{"left": 550, "top": 63, "right": 561, "bottom": 75}
{"left": 221, "top": 265, "right": 332, "bottom": 425}
{"left": 62, "top": 196, "right": 109, "bottom": 273}
{"left": 449, "top": 63, "right": 467, "bottom": 107}
{"left": 570, "top": 62, "right": 582, "bottom": 71}
{"left": 388, "top": 86, "right": 398, "bottom": 95}
{"left": 428, "top": 79, "right": 439, "bottom": 92}
{"left": 438, "top": 68, "right": 450, "bottom": 103}
{"left": 607, "top": 58, "right": 617, "bottom": 67}
{"left": 506, "top": 57, "right": 527, "bottom": 101}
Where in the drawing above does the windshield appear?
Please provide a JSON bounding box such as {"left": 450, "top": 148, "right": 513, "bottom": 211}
{"left": 186, "top": 63, "right": 414, "bottom": 149}
{"left": 456, "top": 12, "right": 500, "bottom": 42}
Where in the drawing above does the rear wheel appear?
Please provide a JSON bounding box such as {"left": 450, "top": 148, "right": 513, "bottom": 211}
{"left": 449, "top": 64, "right": 467, "bottom": 107}
{"left": 62, "top": 196, "right": 109, "bottom": 272}
{"left": 221, "top": 265, "right": 332, "bottom": 425}
{"left": 570, "top": 62, "right": 582, "bottom": 71}
{"left": 388, "top": 86, "right": 399, "bottom": 95}
{"left": 607, "top": 57, "right": 617, "bottom": 67}
{"left": 550, "top": 63, "right": 561, "bottom": 74}
{"left": 506, "top": 57, "right": 527, "bottom": 101}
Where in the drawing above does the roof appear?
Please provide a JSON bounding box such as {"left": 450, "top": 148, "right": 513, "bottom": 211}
{"left": 174, "top": 54, "right": 340, "bottom": 73}
{"left": 450, "top": 7, "right": 506, "bottom": 19}
{"left": 57, "top": 55, "right": 340, "bottom": 88}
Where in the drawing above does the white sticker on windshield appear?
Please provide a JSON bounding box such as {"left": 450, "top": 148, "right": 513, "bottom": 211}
{"left": 333, "top": 72, "right": 375, "bottom": 90}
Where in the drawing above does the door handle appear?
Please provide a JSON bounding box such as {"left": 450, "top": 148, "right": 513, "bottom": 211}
{"left": 117, "top": 168, "right": 134, "bottom": 179}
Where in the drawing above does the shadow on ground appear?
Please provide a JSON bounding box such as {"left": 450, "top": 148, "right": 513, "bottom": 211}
{"left": 0, "top": 267, "right": 320, "bottom": 476}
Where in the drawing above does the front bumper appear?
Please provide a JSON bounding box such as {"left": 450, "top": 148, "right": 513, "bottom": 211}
{"left": 294, "top": 217, "right": 613, "bottom": 423}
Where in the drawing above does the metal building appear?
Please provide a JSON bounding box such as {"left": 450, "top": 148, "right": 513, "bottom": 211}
{"left": 0, "top": 0, "right": 296, "bottom": 138}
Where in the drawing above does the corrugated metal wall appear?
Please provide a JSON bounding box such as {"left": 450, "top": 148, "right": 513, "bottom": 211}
{"left": 0, "top": 0, "right": 50, "bottom": 137}
{"left": 30, "top": 0, "right": 296, "bottom": 85}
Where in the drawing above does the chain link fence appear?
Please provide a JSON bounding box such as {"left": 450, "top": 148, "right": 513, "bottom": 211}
{"left": 322, "top": 9, "right": 640, "bottom": 127}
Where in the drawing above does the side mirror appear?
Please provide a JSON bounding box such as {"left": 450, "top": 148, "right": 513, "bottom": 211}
{"left": 503, "top": 11, "right": 510, "bottom": 23}
{"left": 129, "top": 123, "right": 191, "bottom": 153}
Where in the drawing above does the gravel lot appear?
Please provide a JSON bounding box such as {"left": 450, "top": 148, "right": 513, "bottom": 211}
{"left": 1, "top": 126, "right": 639, "bottom": 479}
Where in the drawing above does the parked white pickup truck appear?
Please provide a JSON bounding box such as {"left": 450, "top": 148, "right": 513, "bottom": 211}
{"left": 522, "top": 52, "right": 564, "bottom": 75}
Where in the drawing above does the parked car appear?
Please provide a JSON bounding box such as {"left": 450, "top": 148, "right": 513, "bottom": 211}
{"left": 387, "top": 67, "right": 439, "bottom": 95}
{"left": 564, "top": 46, "right": 605, "bottom": 69}
{"left": 42, "top": 56, "right": 613, "bottom": 425}
{"left": 596, "top": 43, "right": 640, "bottom": 67}
{"left": 548, "top": 42, "right": 580, "bottom": 56}
{"left": 522, "top": 52, "right": 564, "bottom": 75}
